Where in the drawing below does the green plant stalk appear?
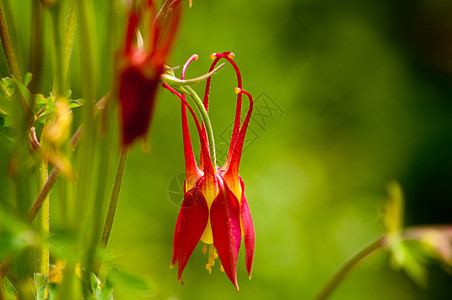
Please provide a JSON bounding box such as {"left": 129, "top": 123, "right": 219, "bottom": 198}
{"left": 0, "top": 1, "right": 20, "bottom": 81}
{"left": 49, "top": 3, "right": 64, "bottom": 96}
{"left": 30, "top": 0, "right": 43, "bottom": 94}
{"left": 62, "top": 0, "right": 77, "bottom": 84}
{"left": 35, "top": 161, "right": 49, "bottom": 278}
{"left": 185, "top": 85, "right": 217, "bottom": 168}
{"left": 0, "top": 1, "right": 28, "bottom": 118}
{"left": 87, "top": 112, "right": 114, "bottom": 276}
{"left": 99, "top": 149, "right": 128, "bottom": 254}
{"left": 314, "top": 236, "right": 386, "bottom": 300}
{"left": 75, "top": 0, "right": 97, "bottom": 296}
{"left": 28, "top": 167, "right": 58, "bottom": 224}
{"left": 75, "top": 0, "right": 96, "bottom": 230}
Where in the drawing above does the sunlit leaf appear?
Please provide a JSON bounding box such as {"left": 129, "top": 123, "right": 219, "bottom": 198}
{"left": 2, "top": 277, "right": 18, "bottom": 300}
{"left": 90, "top": 272, "right": 102, "bottom": 299}
{"left": 101, "top": 269, "right": 115, "bottom": 300}
{"left": 105, "top": 267, "right": 155, "bottom": 299}
{"left": 390, "top": 240, "right": 429, "bottom": 287}
{"left": 64, "top": 89, "right": 72, "bottom": 99}
{"left": 34, "top": 94, "right": 47, "bottom": 105}
{"left": 12, "top": 76, "right": 31, "bottom": 107}
{"left": 34, "top": 273, "right": 48, "bottom": 300}
{"left": 23, "top": 73, "right": 33, "bottom": 87}
{"left": 1, "top": 77, "right": 15, "bottom": 97}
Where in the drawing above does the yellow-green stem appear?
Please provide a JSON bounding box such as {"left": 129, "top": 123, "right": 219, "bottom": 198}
{"left": 35, "top": 161, "right": 49, "bottom": 278}
{"left": 49, "top": 4, "right": 64, "bottom": 96}
{"left": 99, "top": 149, "right": 128, "bottom": 253}
{"left": 30, "top": 0, "right": 43, "bottom": 94}
{"left": 314, "top": 237, "right": 385, "bottom": 300}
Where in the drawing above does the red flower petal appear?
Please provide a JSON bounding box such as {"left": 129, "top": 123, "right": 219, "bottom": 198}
{"left": 239, "top": 179, "right": 255, "bottom": 278}
{"left": 119, "top": 65, "right": 162, "bottom": 146}
{"left": 172, "top": 184, "right": 209, "bottom": 283}
{"left": 210, "top": 179, "right": 242, "bottom": 291}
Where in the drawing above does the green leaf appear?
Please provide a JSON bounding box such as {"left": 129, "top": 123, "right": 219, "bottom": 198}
{"left": 100, "top": 269, "right": 116, "bottom": 300}
{"left": 64, "top": 89, "right": 72, "bottom": 99}
{"left": 0, "top": 77, "right": 15, "bottom": 97}
{"left": 2, "top": 277, "right": 18, "bottom": 300}
{"left": 12, "top": 76, "right": 32, "bottom": 107}
{"left": 90, "top": 272, "right": 102, "bottom": 299}
{"left": 34, "top": 273, "right": 48, "bottom": 300}
{"left": 0, "top": 92, "right": 12, "bottom": 116}
{"left": 68, "top": 99, "right": 82, "bottom": 109}
{"left": 23, "top": 73, "right": 33, "bottom": 87}
{"left": 34, "top": 94, "right": 47, "bottom": 105}
{"left": 390, "top": 240, "right": 428, "bottom": 287}
{"left": 105, "top": 267, "right": 155, "bottom": 299}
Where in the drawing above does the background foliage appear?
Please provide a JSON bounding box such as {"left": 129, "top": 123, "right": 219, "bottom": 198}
{"left": 1, "top": 0, "right": 451, "bottom": 299}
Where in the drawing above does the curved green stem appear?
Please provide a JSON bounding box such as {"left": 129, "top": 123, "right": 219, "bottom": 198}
{"left": 0, "top": 2, "right": 20, "bottom": 81}
{"left": 315, "top": 236, "right": 386, "bottom": 300}
{"left": 184, "top": 85, "right": 217, "bottom": 168}
{"left": 96, "top": 148, "right": 128, "bottom": 274}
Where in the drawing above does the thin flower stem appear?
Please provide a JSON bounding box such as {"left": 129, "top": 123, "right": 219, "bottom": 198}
{"left": 26, "top": 94, "right": 108, "bottom": 225}
{"left": 28, "top": 167, "right": 58, "bottom": 225}
{"left": 185, "top": 85, "right": 217, "bottom": 168}
{"left": 0, "top": 1, "right": 28, "bottom": 116}
{"left": 27, "top": 125, "right": 83, "bottom": 225}
{"left": 30, "top": 0, "right": 43, "bottom": 94}
{"left": 50, "top": 4, "right": 65, "bottom": 96}
{"left": 314, "top": 236, "right": 386, "bottom": 300}
{"left": 35, "top": 161, "right": 49, "bottom": 280}
{"left": 0, "top": 2, "right": 21, "bottom": 81}
{"left": 98, "top": 148, "right": 128, "bottom": 265}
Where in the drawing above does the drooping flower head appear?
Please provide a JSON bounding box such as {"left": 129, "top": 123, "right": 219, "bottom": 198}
{"left": 116, "top": 0, "right": 185, "bottom": 147}
{"left": 164, "top": 52, "right": 255, "bottom": 291}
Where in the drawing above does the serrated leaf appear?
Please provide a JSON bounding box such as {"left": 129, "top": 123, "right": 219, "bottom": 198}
{"left": 2, "top": 77, "right": 14, "bottom": 87}
{"left": 34, "top": 273, "right": 48, "bottom": 300}
{"left": 34, "top": 94, "right": 47, "bottom": 105}
{"left": 1, "top": 77, "right": 15, "bottom": 97}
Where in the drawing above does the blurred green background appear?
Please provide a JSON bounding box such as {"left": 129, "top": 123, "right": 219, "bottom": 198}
{"left": 1, "top": 0, "right": 452, "bottom": 299}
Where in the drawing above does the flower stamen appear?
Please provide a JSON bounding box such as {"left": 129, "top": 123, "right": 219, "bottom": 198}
{"left": 204, "top": 244, "right": 219, "bottom": 274}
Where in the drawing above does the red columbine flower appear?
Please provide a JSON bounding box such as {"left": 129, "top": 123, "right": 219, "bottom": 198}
{"left": 163, "top": 52, "right": 255, "bottom": 291}
{"left": 116, "top": 0, "right": 184, "bottom": 146}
